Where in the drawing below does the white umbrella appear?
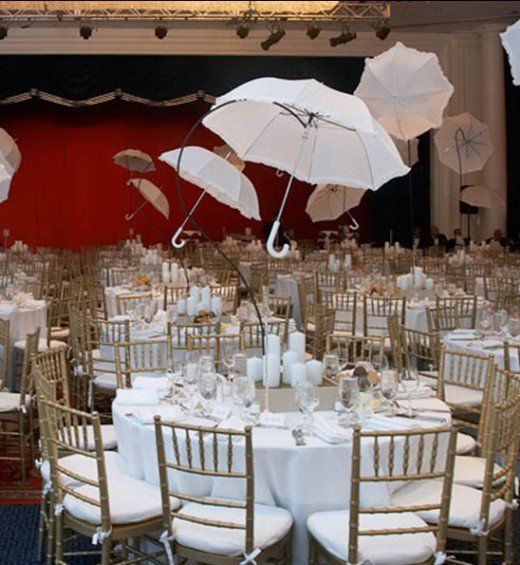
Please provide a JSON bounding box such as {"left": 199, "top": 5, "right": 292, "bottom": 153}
{"left": 434, "top": 113, "right": 493, "bottom": 175}
{"left": 305, "top": 185, "right": 366, "bottom": 223}
{"left": 0, "top": 129, "right": 21, "bottom": 175}
{"left": 501, "top": 19, "right": 520, "bottom": 86}
{"left": 390, "top": 135, "right": 419, "bottom": 167}
{"left": 461, "top": 185, "right": 506, "bottom": 209}
{"left": 202, "top": 77, "right": 409, "bottom": 257}
{"left": 0, "top": 163, "right": 12, "bottom": 204}
{"left": 113, "top": 149, "right": 155, "bottom": 173}
{"left": 354, "top": 41, "right": 454, "bottom": 141}
{"left": 160, "top": 146, "right": 261, "bottom": 248}
{"left": 127, "top": 178, "right": 170, "bottom": 220}
{"left": 213, "top": 144, "right": 245, "bottom": 172}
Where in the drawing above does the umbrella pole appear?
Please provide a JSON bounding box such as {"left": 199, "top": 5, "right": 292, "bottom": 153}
{"left": 407, "top": 140, "right": 415, "bottom": 264}
{"left": 125, "top": 199, "right": 148, "bottom": 221}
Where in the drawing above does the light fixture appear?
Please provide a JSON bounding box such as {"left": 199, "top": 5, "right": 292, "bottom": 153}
{"left": 261, "top": 27, "right": 285, "bottom": 51}
{"left": 330, "top": 27, "right": 356, "bottom": 47}
{"left": 155, "top": 25, "right": 168, "bottom": 39}
{"left": 375, "top": 20, "right": 390, "bottom": 40}
{"left": 306, "top": 24, "right": 320, "bottom": 39}
{"left": 0, "top": 26, "right": 7, "bottom": 40}
{"left": 79, "top": 25, "right": 92, "bottom": 39}
{"left": 236, "top": 24, "right": 250, "bottom": 38}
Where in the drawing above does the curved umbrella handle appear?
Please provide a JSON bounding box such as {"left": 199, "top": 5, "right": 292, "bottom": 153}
{"left": 171, "top": 226, "right": 187, "bottom": 249}
{"left": 266, "top": 220, "right": 290, "bottom": 259}
{"left": 348, "top": 212, "right": 360, "bottom": 231}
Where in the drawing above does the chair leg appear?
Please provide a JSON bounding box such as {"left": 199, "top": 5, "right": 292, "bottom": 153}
{"left": 36, "top": 491, "right": 48, "bottom": 561}
{"left": 19, "top": 413, "right": 26, "bottom": 483}
{"left": 53, "top": 505, "right": 62, "bottom": 565}
{"left": 477, "top": 535, "right": 488, "bottom": 565}
{"left": 101, "top": 538, "right": 112, "bottom": 565}
{"left": 309, "top": 536, "right": 317, "bottom": 565}
{"left": 503, "top": 509, "right": 514, "bottom": 564}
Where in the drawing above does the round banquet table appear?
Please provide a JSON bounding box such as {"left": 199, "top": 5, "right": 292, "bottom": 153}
{"left": 112, "top": 396, "right": 450, "bottom": 564}
{"left": 443, "top": 330, "right": 519, "bottom": 371}
{"left": 0, "top": 301, "right": 47, "bottom": 389}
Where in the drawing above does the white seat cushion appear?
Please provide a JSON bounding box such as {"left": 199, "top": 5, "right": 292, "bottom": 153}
{"left": 14, "top": 337, "right": 67, "bottom": 352}
{"left": 454, "top": 456, "right": 505, "bottom": 489}
{"left": 456, "top": 433, "right": 477, "bottom": 455}
{"left": 174, "top": 503, "right": 293, "bottom": 557}
{"left": 50, "top": 327, "right": 70, "bottom": 340}
{"left": 64, "top": 465, "right": 179, "bottom": 525}
{"left": 93, "top": 373, "right": 118, "bottom": 391}
{"left": 0, "top": 391, "right": 31, "bottom": 413}
{"left": 307, "top": 510, "right": 435, "bottom": 564}
{"left": 391, "top": 479, "right": 506, "bottom": 531}
{"left": 444, "top": 384, "right": 482, "bottom": 408}
{"left": 41, "top": 450, "right": 123, "bottom": 488}
{"left": 419, "top": 371, "right": 438, "bottom": 389}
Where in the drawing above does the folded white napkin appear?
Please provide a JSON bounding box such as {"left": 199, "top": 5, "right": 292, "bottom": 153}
{"left": 313, "top": 413, "right": 352, "bottom": 444}
{"left": 25, "top": 299, "right": 44, "bottom": 309}
{"left": 111, "top": 315, "right": 130, "bottom": 322}
{"left": 218, "top": 416, "right": 247, "bottom": 432}
{"left": 364, "top": 414, "right": 420, "bottom": 430}
{"left": 133, "top": 405, "right": 184, "bottom": 424}
{"left": 396, "top": 383, "right": 433, "bottom": 400}
{"left": 116, "top": 388, "right": 159, "bottom": 405}
{"left": 133, "top": 376, "right": 170, "bottom": 391}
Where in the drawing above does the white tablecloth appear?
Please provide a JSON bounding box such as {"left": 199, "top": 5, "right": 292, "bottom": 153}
{"left": 0, "top": 301, "right": 47, "bottom": 389}
{"left": 113, "top": 397, "right": 450, "bottom": 564}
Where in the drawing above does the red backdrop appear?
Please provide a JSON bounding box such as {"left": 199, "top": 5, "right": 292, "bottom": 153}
{"left": 0, "top": 100, "right": 367, "bottom": 249}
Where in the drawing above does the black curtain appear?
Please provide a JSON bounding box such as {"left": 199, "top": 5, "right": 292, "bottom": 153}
{"left": 1, "top": 55, "right": 430, "bottom": 245}
{"left": 505, "top": 56, "right": 520, "bottom": 240}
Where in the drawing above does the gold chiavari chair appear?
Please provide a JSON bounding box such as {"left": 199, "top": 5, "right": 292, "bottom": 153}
{"left": 250, "top": 264, "right": 269, "bottom": 299}
{"left": 42, "top": 399, "right": 173, "bottom": 565}
{"left": 305, "top": 303, "right": 334, "bottom": 360}
{"left": 494, "top": 293, "right": 520, "bottom": 314}
{"left": 187, "top": 333, "right": 243, "bottom": 373}
{"left": 503, "top": 340, "right": 520, "bottom": 373}
{"left": 114, "top": 339, "right": 172, "bottom": 389}
{"left": 316, "top": 271, "right": 346, "bottom": 293}
{"left": 297, "top": 275, "right": 317, "bottom": 328}
{"left": 431, "top": 295, "right": 478, "bottom": 331}
{"left": 0, "top": 328, "right": 39, "bottom": 481}
{"left": 211, "top": 284, "right": 239, "bottom": 314}
{"left": 85, "top": 282, "right": 109, "bottom": 320}
{"left": 115, "top": 292, "right": 154, "bottom": 316}
{"left": 154, "top": 418, "right": 293, "bottom": 564}
{"left": 163, "top": 284, "right": 188, "bottom": 311}
{"left": 0, "top": 318, "right": 9, "bottom": 387}
{"left": 167, "top": 320, "right": 219, "bottom": 368}
{"left": 326, "top": 333, "right": 385, "bottom": 369}
{"left": 363, "top": 295, "right": 406, "bottom": 338}
{"left": 321, "top": 290, "right": 358, "bottom": 334}
{"left": 268, "top": 295, "right": 292, "bottom": 334}
{"left": 308, "top": 425, "right": 457, "bottom": 565}
{"left": 241, "top": 321, "right": 287, "bottom": 354}
{"left": 482, "top": 276, "right": 516, "bottom": 302}
{"left": 47, "top": 296, "right": 73, "bottom": 346}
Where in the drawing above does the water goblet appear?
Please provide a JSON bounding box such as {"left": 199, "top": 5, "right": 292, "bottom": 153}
{"left": 323, "top": 354, "right": 340, "bottom": 381}
{"left": 295, "top": 384, "right": 319, "bottom": 434}
{"left": 233, "top": 377, "right": 256, "bottom": 420}
{"left": 380, "top": 369, "right": 398, "bottom": 414}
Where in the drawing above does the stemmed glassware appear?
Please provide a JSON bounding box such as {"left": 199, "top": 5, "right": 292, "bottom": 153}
{"left": 295, "top": 382, "right": 319, "bottom": 433}
{"left": 323, "top": 354, "right": 340, "bottom": 381}
{"left": 233, "top": 377, "right": 256, "bottom": 420}
{"left": 338, "top": 377, "right": 359, "bottom": 427}
{"left": 380, "top": 369, "right": 398, "bottom": 414}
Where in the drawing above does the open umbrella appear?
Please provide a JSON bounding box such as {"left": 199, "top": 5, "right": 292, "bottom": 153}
{"left": 213, "top": 144, "right": 245, "bottom": 172}
{"left": 501, "top": 19, "right": 520, "bottom": 86}
{"left": 202, "top": 77, "right": 408, "bottom": 257}
{"left": 160, "top": 146, "right": 260, "bottom": 248}
{"left": 461, "top": 185, "right": 506, "bottom": 209}
{"left": 113, "top": 149, "right": 155, "bottom": 173}
{"left": 305, "top": 185, "right": 366, "bottom": 224}
{"left": 0, "top": 163, "right": 12, "bottom": 204}
{"left": 126, "top": 178, "right": 170, "bottom": 220}
{"left": 434, "top": 113, "right": 493, "bottom": 176}
{"left": 0, "top": 128, "right": 21, "bottom": 175}
{"left": 354, "top": 41, "right": 453, "bottom": 141}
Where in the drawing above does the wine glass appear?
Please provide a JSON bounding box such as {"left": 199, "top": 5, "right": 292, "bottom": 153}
{"left": 493, "top": 309, "right": 508, "bottom": 336}
{"left": 323, "top": 354, "right": 340, "bottom": 381}
{"left": 198, "top": 372, "right": 218, "bottom": 411}
{"left": 338, "top": 377, "right": 359, "bottom": 415}
{"left": 198, "top": 354, "right": 214, "bottom": 376}
{"left": 233, "top": 377, "right": 256, "bottom": 420}
{"left": 182, "top": 362, "right": 199, "bottom": 396}
{"left": 380, "top": 369, "right": 398, "bottom": 414}
{"left": 370, "top": 354, "right": 389, "bottom": 373}
{"left": 295, "top": 384, "right": 319, "bottom": 434}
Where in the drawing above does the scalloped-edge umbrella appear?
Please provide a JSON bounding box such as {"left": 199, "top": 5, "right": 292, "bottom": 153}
{"left": 0, "top": 163, "right": 12, "bottom": 204}
{"left": 113, "top": 149, "right": 155, "bottom": 173}
{"left": 160, "top": 146, "right": 261, "bottom": 248}
{"left": 305, "top": 185, "right": 366, "bottom": 224}
{"left": 127, "top": 178, "right": 170, "bottom": 220}
{"left": 213, "top": 144, "right": 245, "bottom": 172}
{"left": 461, "top": 185, "right": 506, "bottom": 209}
{"left": 0, "top": 128, "right": 21, "bottom": 175}
{"left": 501, "top": 19, "right": 520, "bottom": 86}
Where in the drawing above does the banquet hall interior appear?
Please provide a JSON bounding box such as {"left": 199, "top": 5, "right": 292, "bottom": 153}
{"left": 1, "top": 1, "right": 520, "bottom": 564}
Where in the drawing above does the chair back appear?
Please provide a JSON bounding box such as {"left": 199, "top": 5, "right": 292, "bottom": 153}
{"left": 363, "top": 296, "right": 406, "bottom": 337}
{"left": 33, "top": 348, "right": 70, "bottom": 404}
{"left": 115, "top": 292, "right": 154, "bottom": 316}
{"left": 187, "top": 333, "right": 243, "bottom": 372}
{"left": 326, "top": 333, "right": 385, "bottom": 367}
{"left": 163, "top": 285, "right": 188, "bottom": 311}
{"left": 114, "top": 339, "right": 172, "bottom": 388}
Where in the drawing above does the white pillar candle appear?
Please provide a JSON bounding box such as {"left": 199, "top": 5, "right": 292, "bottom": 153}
{"left": 162, "top": 262, "right": 170, "bottom": 283}
{"left": 186, "top": 296, "right": 197, "bottom": 316}
{"left": 306, "top": 359, "right": 324, "bottom": 386}
{"left": 210, "top": 296, "right": 222, "bottom": 316}
{"left": 264, "top": 354, "right": 281, "bottom": 388}
{"left": 177, "top": 299, "right": 186, "bottom": 315}
{"left": 171, "top": 263, "right": 178, "bottom": 282}
{"left": 384, "top": 241, "right": 390, "bottom": 252}
{"left": 265, "top": 333, "right": 281, "bottom": 361}
{"left": 328, "top": 254, "right": 336, "bottom": 271}
{"left": 344, "top": 254, "right": 352, "bottom": 270}
{"left": 282, "top": 350, "right": 298, "bottom": 385}
{"left": 288, "top": 331, "right": 306, "bottom": 362}
{"left": 247, "top": 356, "right": 263, "bottom": 382}
{"left": 201, "top": 286, "right": 212, "bottom": 310}
{"left": 189, "top": 286, "right": 200, "bottom": 301}
{"left": 425, "top": 278, "right": 434, "bottom": 290}
{"left": 291, "top": 362, "right": 307, "bottom": 388}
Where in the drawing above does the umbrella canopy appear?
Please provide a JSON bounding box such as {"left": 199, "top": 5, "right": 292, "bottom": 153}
{"left": 434, "top": 113, "right": 493, "bottom": 174}
{"left": 0, "top": 128, "right": 21, "bottom": 175}
{"left": 306, "top": 185, "right": 366, "bottom": 222}
{"left": 128, "top": 178, "right": 169, "bottom": 219}
{"left": 114, "top": 149, "right": 155, "bottom": 173}
{"left": 390, "top": 135, "right": 419, "bottom": 167}
{"left": 501, "top": 19, "right": 520, "bottom": 86}
{"left": 159, "top": 146, "right": 260, "bottom": 221}
{"left": 213, "top": 144, "right": 245, "bottom": 172}
{"left": 202, "top": 77, "right": 409, "bottom": 191}
{"left": 0, "top": 163, "right": 12, "bottom": 204}
{"left": 461, "top": 185, "right": 506, "bottom": 209}
{"left": 354, "top": 42, "right": 454, "bottom": 141}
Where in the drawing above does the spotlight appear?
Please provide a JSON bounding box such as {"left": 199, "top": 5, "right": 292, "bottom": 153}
{"left": 79, "top": 25, "right": 92, "bottom": 40}
{"left": 306, "top": 24, "right": 320, "bottom": 40}
{"left": 261, "top": 28, "right": 285, "bottom": 51}
{"left": 330, "top": 28, "right": 356, "bottom": 47}
{"left": 236, "top": 24, "right": 250, "bottom": 38}
{"left": 375, "top": 21, "right": 391, "bottom": 40}
{"left": 0, "top": 26, "right": 7, "bottom": 40}
{"left": 155, "top": 25, "right": 168, "bottom": 39}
